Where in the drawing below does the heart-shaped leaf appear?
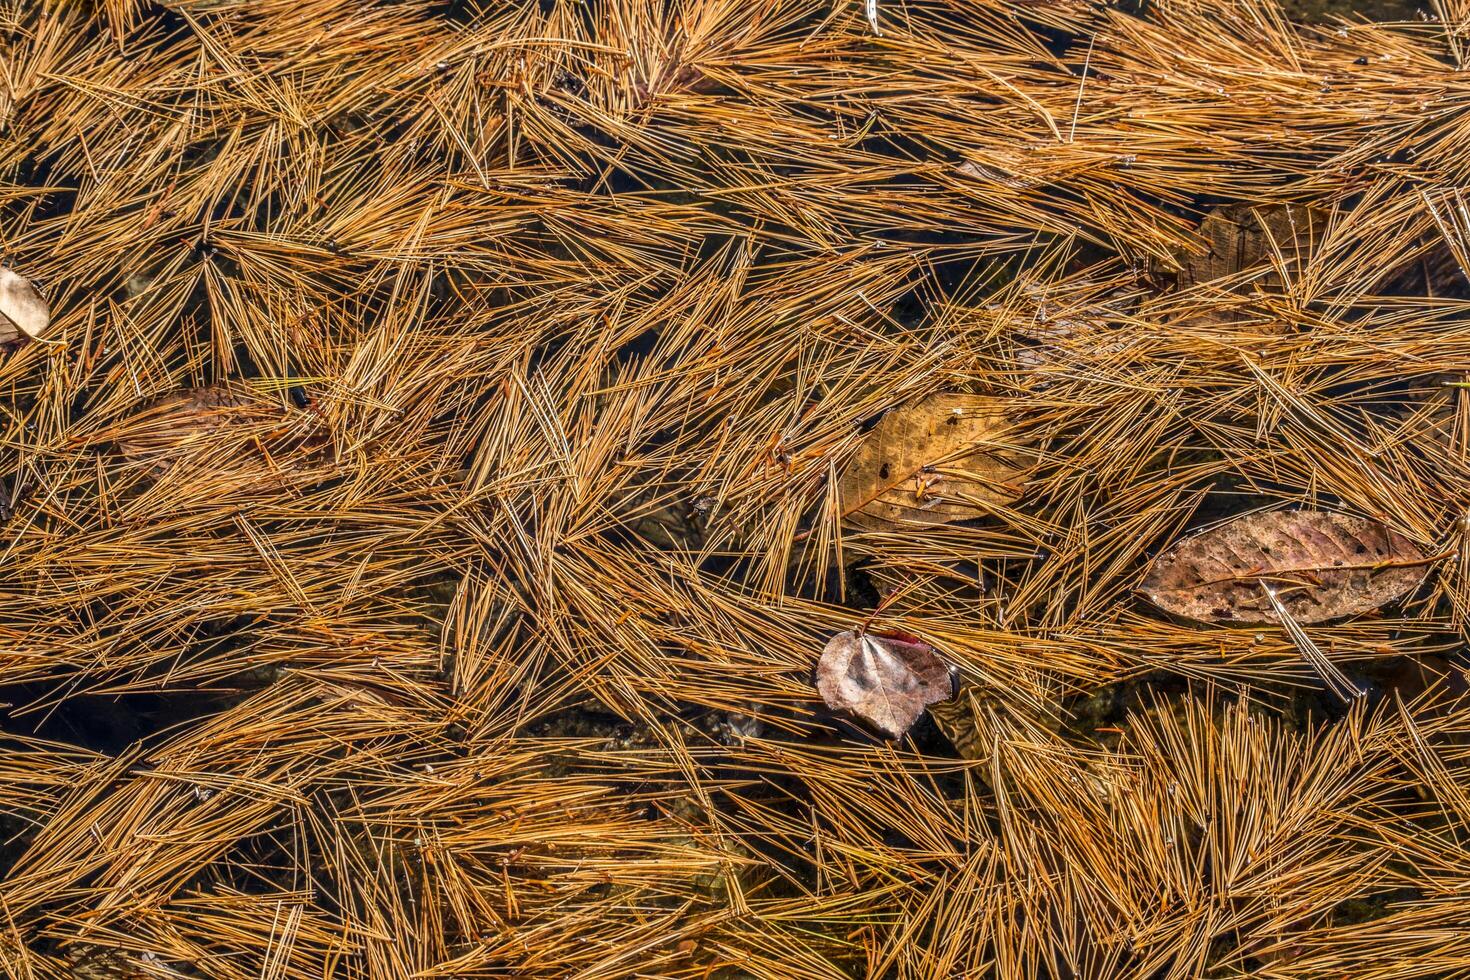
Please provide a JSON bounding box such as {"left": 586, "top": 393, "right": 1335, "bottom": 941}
{"left": 1140, "top": 510, "right": 1429, "bottom": 625}
{"left": 0, "top": 266, "right": 51, "bottom": 344}
{"left": 816, "top": 629, "right": 954, "bottom": 738}
{"left": 837, "top": 393, "right": 1028, "bottom": 530}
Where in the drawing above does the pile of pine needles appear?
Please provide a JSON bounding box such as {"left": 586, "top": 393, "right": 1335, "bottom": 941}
{"left": 2, "top": 0, "right": 1470, "bottom": 976}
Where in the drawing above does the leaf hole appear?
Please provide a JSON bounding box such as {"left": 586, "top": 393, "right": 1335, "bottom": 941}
{"left": 879, "top": 463, "right": 890, "bottom": 479}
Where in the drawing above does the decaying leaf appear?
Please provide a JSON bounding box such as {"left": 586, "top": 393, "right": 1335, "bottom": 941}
{"left": 929, "top": 676, "right": 1062, "bottom": 762}
{"left": 1173, "top": 203, "right": 1322, "bottom": 287}
{"left": 112, "top": 384, "right": 320, "bottom": 475}
{"left": 837, "top": 393, "right": 1028, "bottom": 529}
{"left": 0, "top": 266, "right": 52, "bottom": 344}
{"left": 1140, "top": 510, "right": 1429, "bottom": 625}
{"left": 816, "top": 629, "right": 954, "bottom": 738}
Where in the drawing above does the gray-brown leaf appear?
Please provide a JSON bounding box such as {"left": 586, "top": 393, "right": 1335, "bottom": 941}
{"left": 837, "top": 393, "right": 1028, "bottom": 530}
{"left": 0, "top": 266, "right": 52, "bottom": 344}
{"left": 816, "top": 630, "right": 953, "bottom": 738}
{"left": 1140, "top": 510, "right": 1428, "bottom": 625}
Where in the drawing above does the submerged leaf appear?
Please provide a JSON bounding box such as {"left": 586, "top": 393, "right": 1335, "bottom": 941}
{"left": 837, "top": 393, "right": 1027, "bottom": 529}
{"left": 929, "top": 676, "right": 1063, "bottom": 763}
{"left": 1175, "top": 203, "right": 1322, "bottom": 287}
{"left": 816, "top": 629, "right": 953, "bottom": 738}
{"left": 1140, "top": 510, "right": 1429, "bottom": 625}
{"left": 0, "top": 266, "right": 52, "bottom": 344}
{"left": 112, "top": 384, "right": 320, "bottom": 475}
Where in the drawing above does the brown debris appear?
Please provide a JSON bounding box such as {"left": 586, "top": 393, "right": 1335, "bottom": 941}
{"left": 837, "top": 393, "right": 1029, "bottom": 530}
{"left": 1, "top": 0, "right": 1470, "bottom": 977}
{"left": 1174, "top": 203, "right": 1323, "bottom": 288}
{"left": 1140, "top": 510, "right": 1430, "bottom": 625}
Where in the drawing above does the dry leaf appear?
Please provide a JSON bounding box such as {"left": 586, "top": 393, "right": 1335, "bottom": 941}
{"left": 837, "top": 393, "right": 1027, "bottom": 529}
{"left": 1163, "top": 204, "right": 1324, "bottom": 332}
{"left": 1140, "top": 510, "right": 1429, "bottom": 625}
{"left": 113, "top": 384, "right": 319, "bottom": 475}
{"left": 1259, "top": 579, "right": 1364, "bottom": 700}
{"left": 1174, "top": 203, "right": 1321, "bottom": 287}
{"left": 0, "top": 266, "right": 52, "bottom": 344}
{"left": 816, "top": 629, "right": 954, "bottom": 738}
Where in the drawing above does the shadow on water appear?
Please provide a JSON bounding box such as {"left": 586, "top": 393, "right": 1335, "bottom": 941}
{"left": 0, "top": 684, "right": 225, "bottom": 753}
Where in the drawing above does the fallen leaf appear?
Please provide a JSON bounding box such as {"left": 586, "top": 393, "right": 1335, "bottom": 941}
{"left": 837, "top": 393, "right": 1028, "bottom": 529}
{"left": 112, "top": 384, "right": 322, "bottom": 475}
{"left": 1174, "top": 203, "right": 1321, "bottom": 288}
{"left": 0, "top": 266, "right": 52, "bottom": 344}
{"left": 1140, "top": 510, "right": 1429, "bottom": 625}
{"left": 816, "top": 629, "right": 954, "bottom": 738}
{"left": 929, "top": 675, "right": 1062, "bottom": 762}
{"left": 1259, "top": 579, "right": 1364, "bottom": 700}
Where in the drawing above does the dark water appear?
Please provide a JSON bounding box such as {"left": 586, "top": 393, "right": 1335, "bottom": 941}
{"left": 1288, "top": 0, "right": 1431, "bottom": 19}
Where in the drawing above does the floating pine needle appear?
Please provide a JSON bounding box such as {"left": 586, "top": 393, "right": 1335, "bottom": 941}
{"left": 1260, "top": 581, "right": 1366, "bottom": 700}
{"left": 0, "top": 0, "right": 1466, "bottom": 977}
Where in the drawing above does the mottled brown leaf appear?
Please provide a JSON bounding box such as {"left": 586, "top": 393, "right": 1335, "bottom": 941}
{"left": 0, "top": 266, "right": 51, "bottom": 344}
{"left": 1140, "top": 510, "right": 1429, "bottom": 625}
{"left": 1175, "top": 203, "right": 1322, "bottom": 288}
{"left": 816, "top": 629, "right": 953, "bottom": 738}
{"left": 929, "top": 677, "right": 1062, "bottom": 763}
{"left": 114, "top": 384, "right": 322, "bottom": 475}
{"left": 837, "top": 393, "right": 1028, "bottom": 530}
